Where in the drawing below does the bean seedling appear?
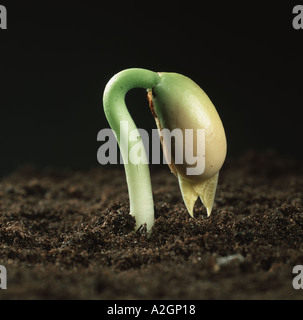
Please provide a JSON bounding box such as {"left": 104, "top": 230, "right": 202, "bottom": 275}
{"left": 103, "top": 68, "right": 226, "bottom": 232}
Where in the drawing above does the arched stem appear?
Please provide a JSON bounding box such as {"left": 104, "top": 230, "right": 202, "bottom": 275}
{"left": 103, "top": 68, "right": 161, "bottom": 231}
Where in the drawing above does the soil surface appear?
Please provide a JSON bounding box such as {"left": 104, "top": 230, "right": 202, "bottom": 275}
{"left": 0, "top": 150, "right": 303, "bottom": 300}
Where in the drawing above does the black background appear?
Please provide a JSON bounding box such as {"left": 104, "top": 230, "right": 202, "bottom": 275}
{"left": 0, "top": 1, "right": 302, "bottom": 176}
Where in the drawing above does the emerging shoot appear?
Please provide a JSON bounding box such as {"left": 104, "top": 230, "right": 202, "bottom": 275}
{"left": 103, "top": 68, "right": 227, "bottom": 232}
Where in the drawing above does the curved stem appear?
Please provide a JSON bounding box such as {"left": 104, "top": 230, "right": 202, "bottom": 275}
{"left": 103, "top": 68, "right": 161, "bottom": 231}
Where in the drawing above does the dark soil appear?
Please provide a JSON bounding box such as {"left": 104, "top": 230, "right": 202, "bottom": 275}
{"left": 0, "top": 150, "right": 303, "bottom": 300}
